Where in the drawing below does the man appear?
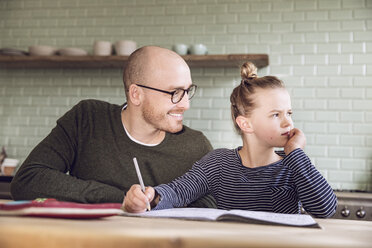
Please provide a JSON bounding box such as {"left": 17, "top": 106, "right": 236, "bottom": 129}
{"left": 11, "top": 46, "right": 215, "bottom": 207}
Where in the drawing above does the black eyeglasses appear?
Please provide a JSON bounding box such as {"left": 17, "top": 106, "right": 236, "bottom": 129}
{"left": 136, "top": 84, "right": 197, "bottom": 104}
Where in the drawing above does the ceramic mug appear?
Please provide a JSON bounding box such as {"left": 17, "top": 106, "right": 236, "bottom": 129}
{"left": 1, "top": 158, "right": 19, "bottom": 176}
{"left": 189, "top": 44, "right": 208, "bottom": 55}
{"left": 93, "top": 41, "right": 113, "bottom": 56}
{"left": 172, "top": 44, "right": 189, "bottom": 55}
{"left": 115, "top": 40, "right": 137, "bottom": 56}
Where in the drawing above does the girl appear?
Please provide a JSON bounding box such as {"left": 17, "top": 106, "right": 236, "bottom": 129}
{"left": 123, "top": 62, "right": 337, "bottom": 218}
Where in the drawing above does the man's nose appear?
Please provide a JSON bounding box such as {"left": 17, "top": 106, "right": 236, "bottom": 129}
{"left": 176, "top": 92, "right": 190, "bottom": 109}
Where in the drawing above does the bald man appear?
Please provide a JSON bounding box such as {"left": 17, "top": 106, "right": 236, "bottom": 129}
{"left": 11, "top": 46, "right": 216, "bottom": 208}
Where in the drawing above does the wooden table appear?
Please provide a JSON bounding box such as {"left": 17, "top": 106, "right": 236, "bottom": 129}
{"left": 0, "top": 214, "right": 371, "bottom": 248}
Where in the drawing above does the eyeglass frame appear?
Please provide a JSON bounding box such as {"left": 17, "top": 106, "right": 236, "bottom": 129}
{"left": 135, "top": 84, "right": 197, "bottom": 104}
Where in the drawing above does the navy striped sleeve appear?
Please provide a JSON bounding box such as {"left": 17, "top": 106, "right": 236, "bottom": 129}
{"left": 283, "top": 148, "right": 338, "bottom": 218}
{"left": 154, "top": 160, "right": 210, "bottom": 210}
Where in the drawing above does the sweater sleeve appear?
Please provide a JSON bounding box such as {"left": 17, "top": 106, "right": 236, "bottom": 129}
{"left": 153, "top": 161, "right": 210, "bottom": 210}
{"left": 10, "top": 102, "right": 125, "bottom": 203}
{"left": 283, "top": 148, "right": 337, "bottom": 218}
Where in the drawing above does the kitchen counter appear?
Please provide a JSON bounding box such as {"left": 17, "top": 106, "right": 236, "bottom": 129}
{"left": 0, "top": 214, "right": 371, "bottom": 248}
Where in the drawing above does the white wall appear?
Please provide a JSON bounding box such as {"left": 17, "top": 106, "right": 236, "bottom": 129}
{"left": 0, "top": 0, "right": 371, "bottom": 190}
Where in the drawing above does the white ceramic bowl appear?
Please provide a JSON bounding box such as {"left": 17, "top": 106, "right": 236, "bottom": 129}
{"left": 29, "top": 45, "right": 57, "bottom": 56}
{"left": 58, "top": 48, "right": 88, "bottom": 56}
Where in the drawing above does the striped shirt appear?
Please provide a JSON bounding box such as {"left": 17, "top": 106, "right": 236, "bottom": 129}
{"left": 154, "top": 148, "right": 337, "bottom": 218}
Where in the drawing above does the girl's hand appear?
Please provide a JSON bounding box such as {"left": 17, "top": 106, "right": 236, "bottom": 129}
{"left": 284, "top": 128, "right": 306, "bottom": 155}
{"left": 122, "top": 184, "right": 155, "bottom": 213}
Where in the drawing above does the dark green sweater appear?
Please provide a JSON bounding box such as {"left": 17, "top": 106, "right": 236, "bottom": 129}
{"left": 11, "top": 100, "right": 214, "bottom": 205}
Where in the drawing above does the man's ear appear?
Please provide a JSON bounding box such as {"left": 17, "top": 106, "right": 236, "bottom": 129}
{"left": 128, "top": 84, "right": 142, "bottom": 106}
{"left": 235, "top": 116, "right": 253, "bottom": 133}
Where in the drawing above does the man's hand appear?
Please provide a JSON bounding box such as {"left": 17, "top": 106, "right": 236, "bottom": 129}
{"left": 284, "top": 128, "right": 306, "bottom": 155}
{"left": 122, "top": 184, "right": 155, "bottom": 213}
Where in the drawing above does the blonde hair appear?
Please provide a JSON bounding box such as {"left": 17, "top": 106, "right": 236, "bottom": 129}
{"left": 230, "top": 62, "right": 285, "bottom": 134}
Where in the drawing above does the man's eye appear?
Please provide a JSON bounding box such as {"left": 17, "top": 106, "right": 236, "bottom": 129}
{"left": 287, "top": 111, "right": 293, "bottom": 116}
{"left": 273, "top": 113, "right": 279, "bottom": 117}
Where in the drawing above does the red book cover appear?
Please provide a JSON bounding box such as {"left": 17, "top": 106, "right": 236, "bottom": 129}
{"left": 0, "top": 198, "right": 123, "bottom": 219}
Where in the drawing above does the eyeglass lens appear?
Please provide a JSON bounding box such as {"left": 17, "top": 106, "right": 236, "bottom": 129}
{"left": 173, "top": 85, "right": 196, "bottom": 103}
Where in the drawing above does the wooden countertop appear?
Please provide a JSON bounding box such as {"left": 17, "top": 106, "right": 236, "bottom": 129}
{"left": 0, "top": 214, "right": 371, "bottom": 248}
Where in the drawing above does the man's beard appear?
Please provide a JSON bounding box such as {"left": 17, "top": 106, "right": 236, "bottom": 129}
{"left": 142, "top": 100, "right": 183, "bottom": 133}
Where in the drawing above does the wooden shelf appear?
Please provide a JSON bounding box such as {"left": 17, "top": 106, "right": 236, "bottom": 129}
{"left": 0, "top": 54, "right": 268, "bottom": 69}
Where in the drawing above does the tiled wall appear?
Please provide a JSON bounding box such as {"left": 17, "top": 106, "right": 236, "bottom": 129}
{"left": 0, "top": 0, "right": 371, "bottom": 191}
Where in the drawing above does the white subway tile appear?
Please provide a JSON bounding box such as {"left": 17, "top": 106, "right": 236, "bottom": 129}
{"left": 304, "top": 99, "right": 327, "bottom": 109}
{"left": 250, "top": 2, "right": 271, "bottom": 12}
{"left": 212, "top": 98, "right": 231, "bottom": 109}
{"left": 228, "top": 3, "right": 249, "bottom": 13}
{"left": 329, "top": 76, "right": 353, "bottom": 86}
{"left": 201, "top": 109, "right": 223, "bottom": 120}
{"left": 261, "top": 12, "right": 282, "bottom": 22}
{"left": 319, "top": 0, "right": 341, "bottom": 9}
{"left": 304, "top": 77, "right": 328, "bottom": 87}
{"left": 306, "top": 11, "right": 328, "bottom": 20}
{"left": 329, "top": 146, "right": 353, "bottom": 157}
{"left": 292, "top": 110, "right": 315, "bottom": 121}
{"left": 202, "top": 131, "right": 222, "bottom": 142}
{"left": 317, "top": 21, "right": 341, "bottom": 31}
{"left": 354, "top": 54, "right": 372, "bottom": 64}
{"left": 329, "top": 10, "right": 353, "bottom": 20}
{"left": 340, "top": 112, "right": 365, "bottom": 122}
{"left": 329, "top": 31, "right": 352, "bottom": 42}
{"left": 190, "top": 120, "right": 211, "bottom": 130}
{"left": 323, "top": 99, "right": 351, "bottom": 110}
{"left": 354, "top": 9, "right": 372, "bottom": 19}
{"left": 315, "top": 111, "right": 339, "bottom": 121}
{"left": 207, "top": 4, "right": 228, "bottom": 14}
{"left": 237, "top": 34, "right": 259, "bottom": 43}
{"left": 305, "top": 32, "right": 328, "bottom": 42}
{"left": 250, "top": 23, "right": 270, "bottom": 33}
{"left": 295, "top": 0, "right": 317, "bottom": 10}
{"left": 238, "top": 13, "right": 259, "bottom": 22}
{"left": 292, "top": 88, "right": 315, "bottom": 98}
{"left": 341, "top": 158, "right": 366, "bottom": 170}
{"left": 227, "top": 24, "right": 248, "bottom": 33}
{"left": 305, "top": 145, "right": 328, "bottom": 156}
{"left": 342, "top": 0, "right": 365, "bottom": 8}
{"left": 342, "top": 43, "right": 364, "bottom": 53}
{"left": 353, "top": 171, "right": 372, "bottom": 183}
{"left": 341, "top": 65, "right": 364, "bottom": 75}
{"left": 294, "top": 44, "right": 315, "bottom": 53}
{"left": 304, "top": 55, "right": 327, "bottom": 64}
{"left": 329, "top": 54, "right": 351, "bottom": 64}
{"left": 184, "top": 109, "right": 201, "bottom": 119}
{"left": 304, "top": 122, "right": 328, "bottom": 133}
{"left": 191, "top": 99, "right": 213, "bottom": 108}
{"left": 316, "top": 134, "right": 339, "bottom": 145}
{"left": 340, "top": 135, "right": 365, "bottom": 146}
{"left": 329, "top": 170, "right": 353, "bottom": 181}
{"left": 354, "top": 31, "right": 372, "bottom": 41}
{"left": 316, "top": 158, "right": 340, "bottom": 170}
{"left": 328, "top": 123, "right": 353, "bottom": 133}
{"left": 272, "top": 0, "right": 294, "bottom": 11}
{"left": 212, "top": 120, "right": 234, "bottom": 131}
{"left": 281, "top": 55, "right": 302, "bottom": 65}
{"left": 293, "top": 65, "right": 315, "bottom": 76}
{"left": 295, "top": 22, "right": 316, "bottom": 32}
{"left": 353, "top": 124, "right": 372, "bottom": 134}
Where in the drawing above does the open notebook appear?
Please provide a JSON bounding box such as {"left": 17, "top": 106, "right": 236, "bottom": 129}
{"left": 122, "top": 208, "right": 320, "bottom": 228}
{"left": 0, "top": 198, "right": 123, "bottom": 219}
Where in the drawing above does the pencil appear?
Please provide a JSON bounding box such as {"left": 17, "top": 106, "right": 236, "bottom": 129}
{"left": 133, "top": 157, "right": 151, "bottom": 211}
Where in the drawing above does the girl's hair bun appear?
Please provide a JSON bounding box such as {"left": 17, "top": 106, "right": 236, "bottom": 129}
{"left": 240, "top": 62, "right": 258, "bottom": 80}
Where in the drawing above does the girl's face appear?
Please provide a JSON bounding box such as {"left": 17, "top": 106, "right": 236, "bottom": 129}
{"left": 249, "top": 87, "right": 294, "bottom": 148}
